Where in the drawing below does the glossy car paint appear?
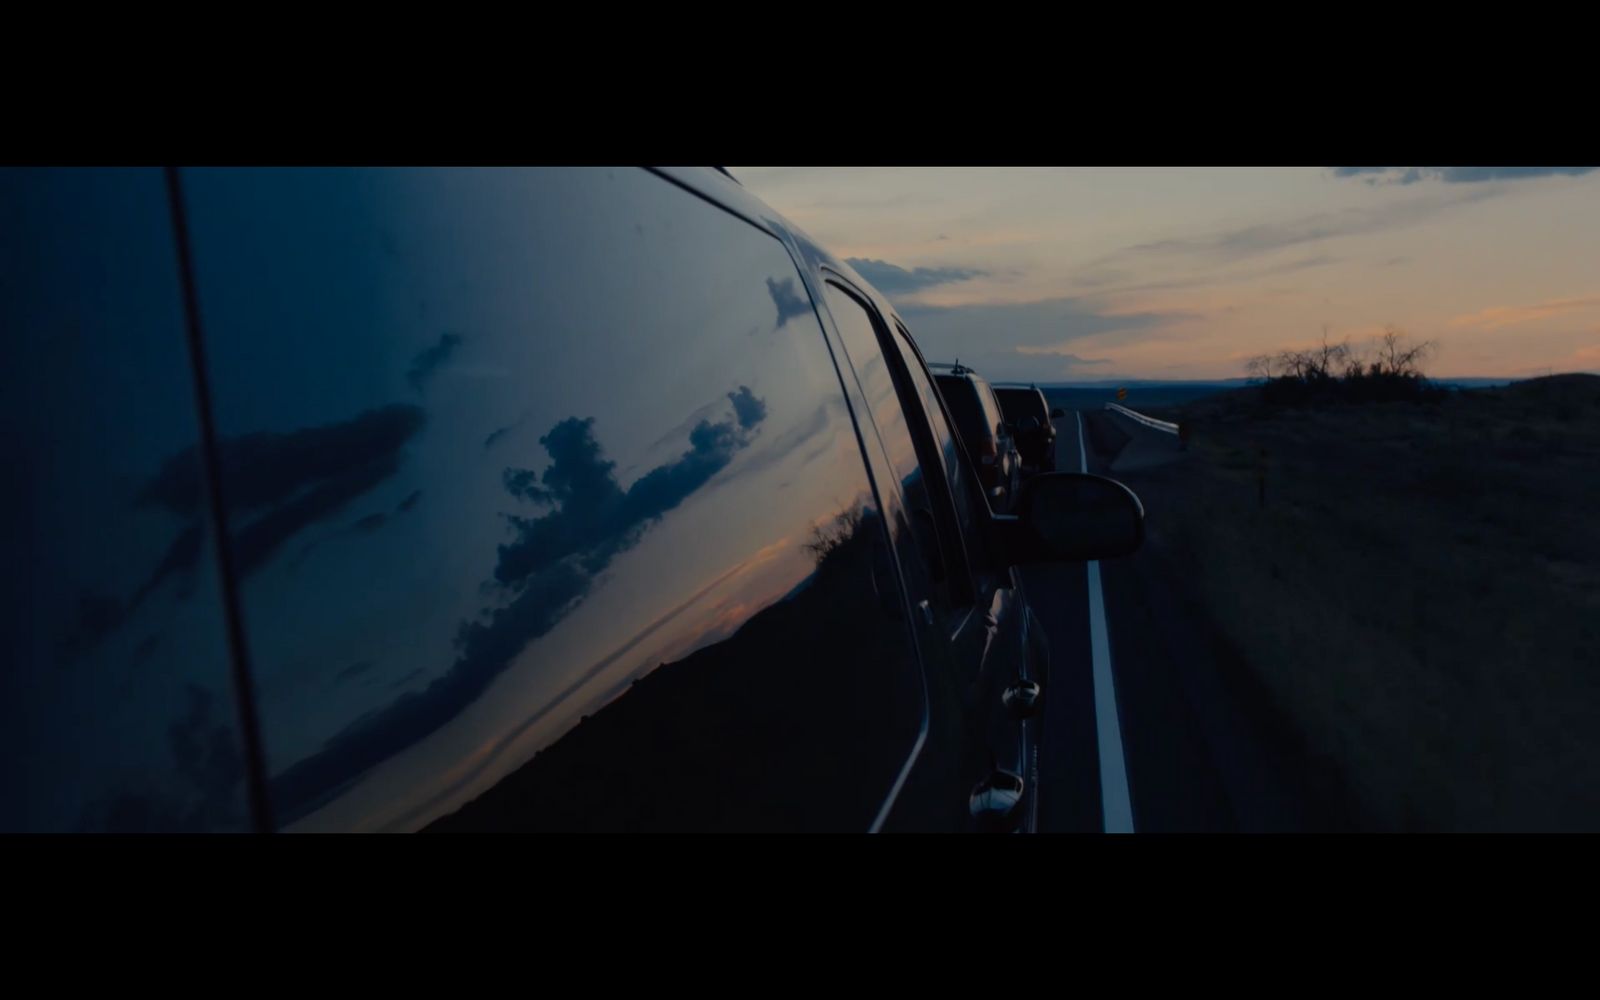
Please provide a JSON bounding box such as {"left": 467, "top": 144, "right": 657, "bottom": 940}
{"left": 3, "top": 166, "right": 1048, "bottom": 832}
{"left": 1, "top": 168, "right": 251, "bottom": 832}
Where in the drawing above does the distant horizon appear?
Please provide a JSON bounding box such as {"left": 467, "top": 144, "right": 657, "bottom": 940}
{"left": 732, "top": 167, "right": 1600, "bottom": 384}
{"left": 1032, "top": 374, "right": 1532, "bottom": 387}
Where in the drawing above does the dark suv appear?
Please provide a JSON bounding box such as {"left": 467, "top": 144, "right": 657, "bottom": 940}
{"left": 930, "top": 363, "right": 1023, "bottom": 513}
{"left": 993, "top": 384, "right": 1065, "bottom": 475}
{"left": 2, "top": 166, "right": 1143, "bottom": 833}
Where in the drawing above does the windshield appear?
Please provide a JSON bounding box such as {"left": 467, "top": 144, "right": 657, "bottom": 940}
{"left": 995, "top": 387, "right": 1047, "bottom": 424}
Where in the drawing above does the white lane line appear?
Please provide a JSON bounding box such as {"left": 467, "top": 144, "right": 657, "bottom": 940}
{"left": 1076, "top": 410, "right": 1135, "bottom": 834}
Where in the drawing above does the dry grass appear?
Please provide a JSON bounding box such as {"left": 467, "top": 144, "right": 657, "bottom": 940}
{"left": 1149, "top": 375, "right": 1600, "bottom": 830}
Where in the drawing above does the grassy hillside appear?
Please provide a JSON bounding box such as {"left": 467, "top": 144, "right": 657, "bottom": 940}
{"left": 1139, "top": 374, "right": 1600, "bottom": 830}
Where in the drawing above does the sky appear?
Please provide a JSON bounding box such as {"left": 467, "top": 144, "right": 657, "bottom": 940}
{"left": 729, "top": 167, "right": 1600, "bottom": 384}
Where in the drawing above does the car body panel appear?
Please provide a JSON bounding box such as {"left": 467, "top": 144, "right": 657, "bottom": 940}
{"left": 5, "top": 166, "right": 1052, "bottom": 833}
{"left": 0, "top": 167, "right": 251, "bottom": 832}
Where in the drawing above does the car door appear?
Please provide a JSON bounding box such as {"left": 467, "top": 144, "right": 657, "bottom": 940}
{"left": 885, "top": 319, "right": 1044, "bottom": 832}
{"left": 817, "top": 277, "right": 1043, "bottom": 832}
{"left": 173, "top": 166, "right": 930, "bottom": 832}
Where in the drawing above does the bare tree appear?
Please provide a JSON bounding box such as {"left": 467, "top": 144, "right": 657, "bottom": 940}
{"left": 1245, "top": 353, "right": 1277, "bottom": 382}
{"left": 1373, "top": 325, "right": 1435, "bottom": 377}
{"left": 1341, "top": 338, "right": 1369, "bottom": 379}
{"left": 1244, "top": 324, "right": 1440, "bottom": 404}
{"left": 802, "top": 505, "right": 864, "bottom": 566}
{"left": 1277, "top": 348, "right": 1311, "bottom": 380}
{"left": 1308, "top": 328, "right": 1351, "bottom": 382}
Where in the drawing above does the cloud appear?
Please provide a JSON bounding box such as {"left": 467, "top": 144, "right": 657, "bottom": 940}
{"left": 726, "top": 166, "right": 813, "bottom": 185}
{"left": 1010, "top": 349, "right": 1122, "bottom": 381}
{"left": 844, "top": 257, "right": 987, "bottom": 294}
{"left": 1014, "top": 350, "right": 1112, "bottom": 367}
{"left": 139, "top": 404, "right": 426, "bottom": 522}
{"left": 483, "top": 425, "right": 514, "bottom": 449}
{"left": 1334, "top": 166, "right": 1597, "bottom": 186}
{"left": 1447, "top": 295, "right": 1600, "bottom": 330}
{"left": 348, "top": 513, "right": 388, "bottom": 535}
{"left": 292, "top": 487, "right": 426, "bottom": 570}
{"left": 1074, "top": 254, "right": 1341, "bottom": 298}
{"left": 1566, "top": 344, "right": 1600, "bottom": 372}
{"left": 233, "top": 468, "right": 395, "bottom": 577}
{"left": 889, "top": 295, "right": 1195, "bottom": 383}
{"left": 335, "top": 661, "right": 376, "bottom": 683}
{"left": 80, "top": 683, "right": 246, "bottom": 832}
{"left": 269, "top": 388, "right": 769, "bottom": 823}
{"left": 68, "top": 404, "right": 425, "bottom": 659}
{"left": 407, "top": 333, "right": 463, "bottom": 393}
{"left": 483, "top": 410, "right": 533, "bottom": 451}
{"left": 900, "top": 295, "right": 1174, "bottom": 350}
{"left": 726, "top": 403, "right": 831, "bottom": 481}
{"left": 802, "top": 192, "right": 941, "bottom": 211}
{"left": 216, "top": 409, "right": 426, "bottom": 578}
{"left": 1110, "top": 190, "right": 1496, "bottom": 265}
{"left": 1259, "top": 254, "right": 1341, "bottom": 277}
{"left": 727, "top": 385, "right": 767, "bottom": 430}
{"left": 892, "top": 295, "right": 1186, "bottom": 383}
{"left": 390, "top": 668, "right": 427, "bottom": 690}
{"left": 497, "top": 397, "right": 764, "bottom": 587}
{"left": 766, "top": 276, "right": 813, "bottom": 329}
{"left": 66, "top": 404, "right": 430, "bottom": 659}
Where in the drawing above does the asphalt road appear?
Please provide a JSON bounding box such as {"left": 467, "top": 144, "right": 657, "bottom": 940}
{"left": 1024, "top": 400, "right": 1353, "bottom": 832}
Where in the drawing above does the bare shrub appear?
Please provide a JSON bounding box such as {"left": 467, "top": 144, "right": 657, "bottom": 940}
{"left": 1247, "top": 326, "right": 1441, "bottom": 406}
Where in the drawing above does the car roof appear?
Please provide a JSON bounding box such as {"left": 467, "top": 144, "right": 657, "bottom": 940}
{"left": 651, "top": 167, "right": 911, "bottom": 335}
{"left": 929, "top": 362, "right": 988, "bottom": 381}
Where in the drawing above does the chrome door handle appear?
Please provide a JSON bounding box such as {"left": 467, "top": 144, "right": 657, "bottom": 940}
{"left": 969, "top": 768, "right": 1025, "bottom": 829}
{"left": 1002, "top": 679, "right": 1043, "bottom": 719}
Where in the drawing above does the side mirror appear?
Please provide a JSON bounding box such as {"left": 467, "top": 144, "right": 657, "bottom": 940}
{"left": 1050, "top": 407, "right": 1065, "bottom": 419}
{"left": 985, "top": 473, "right": 1144, "bottom": 565}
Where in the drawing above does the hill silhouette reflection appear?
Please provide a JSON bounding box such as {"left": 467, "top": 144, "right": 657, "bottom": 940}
{"left": 268, "top": 387, "right": 862, "bottom": 826}
{"left": 425, "top": 499, "right": 922, "bottom": 832}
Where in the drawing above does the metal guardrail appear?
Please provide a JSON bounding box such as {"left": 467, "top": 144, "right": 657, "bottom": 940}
{"left": 1104, "top": 401, "right": 1180, "bottom": 435}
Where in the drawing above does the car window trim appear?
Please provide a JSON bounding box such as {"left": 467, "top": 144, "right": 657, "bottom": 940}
{"left": 819, "top": 271, "right": 979, "bottom": 606}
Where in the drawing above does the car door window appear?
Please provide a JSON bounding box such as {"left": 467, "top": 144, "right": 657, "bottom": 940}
{"left": 979, "top": 382, "right": 1007, "bottom": 439}
{"left": 892, "top": 323, "right": 1015, "bottom": 595}
{"left": 891, "top": 325, "right": 980, "bottom": 551}
{"left": 821, "top": 282, "right": 951, "bottom": 600}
